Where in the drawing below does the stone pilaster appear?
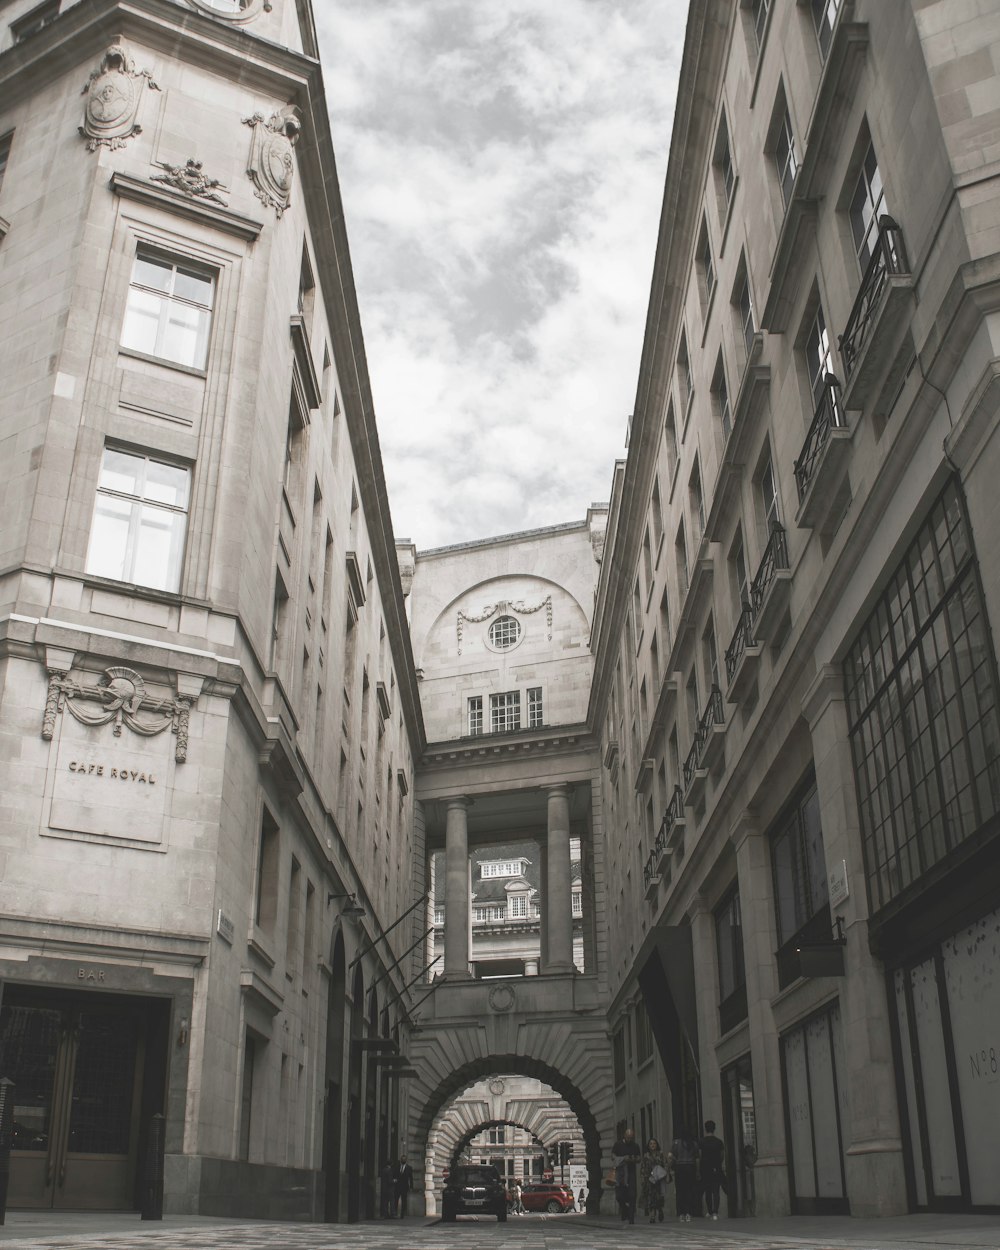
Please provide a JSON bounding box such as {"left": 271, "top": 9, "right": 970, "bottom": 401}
{"left": 730, "top": 813, "right": 789, "bottom": 1217}
{"left": 803, "top": 665, "right": 906, "bottom": 1215}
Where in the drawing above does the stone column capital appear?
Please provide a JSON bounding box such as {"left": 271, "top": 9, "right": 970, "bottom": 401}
{"left": 727, "top": 811, "right": 759, "bottom": 855}
{"left": 445, "top": 795, "right": 472, "bottom": 813}
{"left": 546, "top": 783, "right": 570, "bottom": 799}
{"left": 802, "top": 663, "right": 847, "bottom": 731}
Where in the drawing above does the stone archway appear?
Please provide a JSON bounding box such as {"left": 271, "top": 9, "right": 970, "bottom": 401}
{"left": 409, "top": 1048, "right": 610, "bottom": 1215}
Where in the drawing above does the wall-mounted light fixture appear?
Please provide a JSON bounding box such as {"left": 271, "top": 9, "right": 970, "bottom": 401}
{"left": 328, "top": 891, "right": 365, "bottom": 918}
{"left": 176, "top": 1016, "right": 190, "bottom": 1048}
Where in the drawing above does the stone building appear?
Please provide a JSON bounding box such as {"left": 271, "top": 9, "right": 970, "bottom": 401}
{"left": 3, "top": 0, "right": 1000, "bottom": 1229}
{"left": 0, "top": 0, "right": 423, "bottom": 1221}
{"left": 593, "top": 0, "right": 1000, "bottom": 1220}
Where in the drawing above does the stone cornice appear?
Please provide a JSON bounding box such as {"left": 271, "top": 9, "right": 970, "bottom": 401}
{"left": 420, "top": 723, "right": 599, "bottom": 769}
{"left": 0, "top": 913, "right": 209, "bottom": 965}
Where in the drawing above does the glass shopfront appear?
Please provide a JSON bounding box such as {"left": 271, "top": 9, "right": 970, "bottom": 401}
{"left": 892, "top": 905, "right": 1000, "bottom": 1209}
{"left": 720, "top": 1054, "right": 756, "bottom": 1216}
{"left": 780, "top": 1001, "right": 849, "bottom": 1213}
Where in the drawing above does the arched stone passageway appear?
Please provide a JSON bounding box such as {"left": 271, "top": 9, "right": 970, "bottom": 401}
{"left": 409, "top": 1046, "right": 611, "bottom": 1215}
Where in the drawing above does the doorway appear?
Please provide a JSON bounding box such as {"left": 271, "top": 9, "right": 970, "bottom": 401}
{"left": 0, "top": 989, "right": 165, "bottom": 1210}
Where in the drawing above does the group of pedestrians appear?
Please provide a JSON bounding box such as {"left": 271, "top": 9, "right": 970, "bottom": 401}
{"left": 611, "top": 1121, "right": 726, "bottom": 1225}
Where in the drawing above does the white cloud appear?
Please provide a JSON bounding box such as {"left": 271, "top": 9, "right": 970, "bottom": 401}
{"left": 318, "top": 0, "right": 687, "bottom": 548}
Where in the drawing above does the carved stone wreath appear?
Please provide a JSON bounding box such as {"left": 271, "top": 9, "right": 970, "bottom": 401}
{"left": 487, "top": 983, "right": 516, "bottom": 1014}
{"left": 456, "top": 597, "right": 552, "bottom": 655}
{"left": 488, "top": 1076, "right": 506, "bottom": 1095}
{"left": 41, "top": 666, "right": 192, "bottom": 763}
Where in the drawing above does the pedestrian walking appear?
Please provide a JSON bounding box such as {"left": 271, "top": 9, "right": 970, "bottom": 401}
{"left": 612, "top": 1126, "right": 641, "bottom": 1224}
{"left": 394, "top": 1153, "right": 414, "bottom": 1217}
{"left": 699, "top": 1120, "right": 726, "bottom": 1220}
{"left": 514, "top": 1179, "right": 524, "bottom": 1214}
{"left": 379, "top": 1160, "right": 394, "bottom": 1218}
{"left": 639, "top": 1137, "right": 669, "bottom": 1223}
{"left": 668, "top": 1126, "right": 700, "bottom": 1222}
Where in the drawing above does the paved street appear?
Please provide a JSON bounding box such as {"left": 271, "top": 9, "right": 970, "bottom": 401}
{"left": 1, "top": 1212, "right": 999, "bottom": 1250}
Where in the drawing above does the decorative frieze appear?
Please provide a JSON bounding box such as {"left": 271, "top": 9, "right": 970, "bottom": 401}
{"left": 41, "top": 666, "right": 193, "bottom": 764}
{"left": 456, "top": 596, "right": 552, "bottom": 654}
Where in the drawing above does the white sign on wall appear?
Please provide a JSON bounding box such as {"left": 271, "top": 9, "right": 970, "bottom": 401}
{"left": 828, "top": 859, "right": 849, "bottom": 907}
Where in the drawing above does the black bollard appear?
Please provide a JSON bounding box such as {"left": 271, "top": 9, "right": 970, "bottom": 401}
{"left": 140, "top": 1113, "right": 165, "bottom": 1221}
{"left": 0, "top": 1077, "right": 14, "bottom": 1226}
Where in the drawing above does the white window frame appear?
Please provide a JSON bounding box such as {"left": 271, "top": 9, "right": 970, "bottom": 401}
{"left": 121, "top": 249, "right": 215, "bottom": 371}
{"left": 527, "top": 687, "right": 544, "bottom": 728}
{"left": 508, "top": 894, "right": 528, "bottom": 919}
{"left": 490, "top": 691, "right": 521, "bottom": 733}
{"left": 488, "top": 615, "right": 521, "bottom": 649}
{"left": 775, "top": 105, "right": 798, "bottom": 210}
{"left": 86, "top": 447, "right": 190, "bottom": 592}
{"left": 468, "top": 695, "right": 484, "bottom": 737}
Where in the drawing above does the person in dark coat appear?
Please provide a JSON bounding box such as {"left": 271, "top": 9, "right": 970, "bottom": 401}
{"left": 379, "top": 1160, "right": 394, "bottom": 1218}
{"left": 699, "top": 1120, "right": 726, "bottom": 1219}
{"left": 612, "top": 1126, "right": 641, "bottom": 1224}
{"left": 394, "top": 1154, "right": 414, "bottom": 1217}
{"left": 668, "top": 1126, "right": 700, "bottom": 1222}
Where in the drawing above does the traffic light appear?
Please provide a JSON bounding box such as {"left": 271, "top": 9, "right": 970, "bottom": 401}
{"left": 558, "top": 1141, "right": 573, "bottom": 1164}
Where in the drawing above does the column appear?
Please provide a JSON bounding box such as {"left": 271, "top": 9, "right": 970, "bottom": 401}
{"left": 731, "top": 813, "right": 789, "bottom": 1218}
{"left": 543, "top": 784, "right": 574, "bottom": 974}
{"left": 444, "top": 797, "right": 471, "bottom": 979}
{"left": 803, "top": 666, "right": 906, "bottom": 1215}
{"left": 689, "top": 893, "right": 722, "bottom": 1129}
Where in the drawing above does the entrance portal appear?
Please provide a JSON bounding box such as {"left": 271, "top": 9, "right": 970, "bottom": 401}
{"left": 0, "top": 988, "right": 167, "bottom": 1211}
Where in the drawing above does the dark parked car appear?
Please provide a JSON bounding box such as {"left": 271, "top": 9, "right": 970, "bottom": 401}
{"left": 520, "top": 1182, "right": 575, "bottom": 1213}
{"left": 441, "top": 1165, "right": 508, "bottom": 1222}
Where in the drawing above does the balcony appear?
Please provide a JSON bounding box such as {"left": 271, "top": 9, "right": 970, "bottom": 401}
{"left": 662, "top": 783, "right": 686, "bottom": 853}
{"left": 724, "top": 600, "right": 762, "bottom": 705}
{"left": 794, "top": 376, "right": 851, "bottom": 532}
{"left": 840, "top": 217, "right": 914, "bottom": 411}
{"left": 750, "top": 523, "right": 791, "bottom": 641}
{"left": 642, "top": 852, "right": 661, "bottom": 902}
{"left": 683, "top": 686, "right": 726, "bottom": 802}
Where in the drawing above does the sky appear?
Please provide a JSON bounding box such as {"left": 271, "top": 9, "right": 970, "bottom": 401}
{"left": 316, "top": 1, "right": 687, "bottom": 550}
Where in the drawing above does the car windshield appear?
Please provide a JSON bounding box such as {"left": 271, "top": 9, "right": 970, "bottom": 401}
{"left": 456, "top": 1169, "right": 498, "bottom": 1185}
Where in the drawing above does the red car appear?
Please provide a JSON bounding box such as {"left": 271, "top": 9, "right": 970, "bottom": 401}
{"left": 520, "top": 1182, "right": 575, "bottom": 1213}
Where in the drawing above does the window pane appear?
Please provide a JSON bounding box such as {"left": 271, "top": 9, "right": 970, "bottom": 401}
{"left": 132, "top": 255, "right": 173, "bottom": 293}
{"left": 120, "top": 289, "right": 163, "bottom": 357}
{"left": 144, "top": 458, "right": 190, "bottom": 509}
{"left": 87, "top": 494, "right": 132, "bottom": 581}
{"left": 98, "top": 448, "right": 142, "bottom": 495}
{"left": 173, "top": 267, "right": 214, "bottom": 307}
{"left": 135, "top": 504, "right": 185, "bottom": 591}
{"left": 161, "top": 302, "right": 208, "bottom": 369}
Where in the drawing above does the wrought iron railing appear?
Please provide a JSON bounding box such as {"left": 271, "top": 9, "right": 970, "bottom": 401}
{"left": 750, "top": 523, "right": 789, "bottom": 617}
{"left": 793, "top": 376, "right": 847, "bottom": 502}
{"left": 839, "top": 216, "right": 909, "bottom": 380}
{"left": 724, "top": 600, "right": 757, "bottom": 683}
{"left": 664, "top": 783, "right": 684, "bottom": 833}
{"left": 683, "top": 686, "right": 724, "bottom": 788}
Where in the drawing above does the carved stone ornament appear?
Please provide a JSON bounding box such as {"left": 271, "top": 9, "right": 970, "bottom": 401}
{"left": 456, "top": 596, "right": 552, "bottom": 655}
{"left": 41, "top": 665, "right": 192, "bottom": 763}
{"left": 487, "top": 983, "right": 516, "bottom": 1014}
{"left": 185, "top": 0, "right": 271, "bottom": 21}
{"left": 150, "top": 158, "right": 229, "bottom": 205}
{"left": 80, "top": 37, "right": 160, "bottom": 152}
{"left": 242, "top": 107, "right": 300, "bottom": 217}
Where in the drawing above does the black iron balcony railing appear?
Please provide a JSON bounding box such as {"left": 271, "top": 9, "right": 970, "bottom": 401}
{"left": 794, "top": 375, "right": 847, "bottom": 503}
{"left": 683, "top": 685, "right": 724, "bottom": 788}
{"left": 724, "top": 600, "right": 757, "bottom": 684}
{"left": 750, "top": 523, "right": 789, "bottom": 616}
{"left": 840, "top": 216, "right": 909, "bottom": 380}
{"left": 664, "top": 783, "right": 685, "bottom": 833}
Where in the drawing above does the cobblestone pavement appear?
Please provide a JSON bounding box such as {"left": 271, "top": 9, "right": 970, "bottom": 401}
{"left": 2, "top": 1212, "right": 999, "bottom": 1250}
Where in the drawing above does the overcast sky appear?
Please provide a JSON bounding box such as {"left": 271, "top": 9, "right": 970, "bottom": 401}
{"left": 316, "top": 1, "right": 686, "bottom": 550}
